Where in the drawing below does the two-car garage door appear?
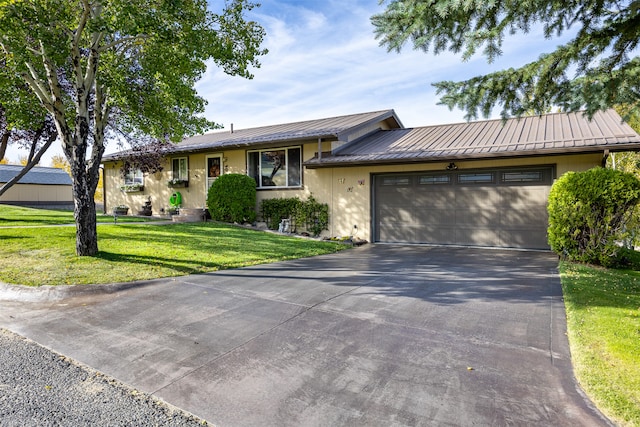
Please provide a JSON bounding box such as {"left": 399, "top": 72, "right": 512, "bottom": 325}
{"left": 373, "top": 167, "right": 554, "bottom": 249}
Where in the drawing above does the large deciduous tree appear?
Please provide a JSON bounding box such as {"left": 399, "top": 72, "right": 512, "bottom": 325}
{"left": 0, "top": 0, "right": 266, "bottom": 255}
{"left": 372, "top": 0, "right": 640, "bottom": 120}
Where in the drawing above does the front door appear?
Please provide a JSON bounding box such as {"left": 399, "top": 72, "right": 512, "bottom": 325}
{"left": 206, "top": 155, "right": 223, "bottom": 190}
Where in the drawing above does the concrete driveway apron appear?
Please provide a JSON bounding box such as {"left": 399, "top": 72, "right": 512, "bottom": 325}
{"left": 0, "top": 245, "right": 610, "bottom": 426}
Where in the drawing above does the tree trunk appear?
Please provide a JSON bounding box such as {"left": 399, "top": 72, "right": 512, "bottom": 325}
{"left": 66, "top": 129, "right": 99, "bottom": 257}
{"left": 73, "top": 181, "right": 98, "bottom": 256}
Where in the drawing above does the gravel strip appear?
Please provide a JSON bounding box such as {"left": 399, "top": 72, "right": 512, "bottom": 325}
{"left": 0, "top": 329, "right": 209, "bottom": 427}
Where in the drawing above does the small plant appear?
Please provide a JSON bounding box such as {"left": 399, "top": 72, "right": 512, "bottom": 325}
{"left": 167, "top": 178, "right": 188, "bottom": 187}
{"left": 207, "top": 174, "right": 257, "bottom": 223}
{"left": 120, "top": 183, "right": 144, "bottom": 192}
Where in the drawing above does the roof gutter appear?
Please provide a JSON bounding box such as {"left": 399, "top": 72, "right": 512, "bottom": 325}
{"left": 304, "top": 145, "right": 640, "bottom": 169}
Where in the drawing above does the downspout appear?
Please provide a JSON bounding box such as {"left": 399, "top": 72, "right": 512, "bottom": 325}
{"left": 318, "top": 137, "right": 322, "bottom": 160}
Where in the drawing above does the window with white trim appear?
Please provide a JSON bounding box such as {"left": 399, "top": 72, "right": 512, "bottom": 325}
{"left": 124, "top": 169, "right": 143, "bottom": 185}
{"left": 247, "top": 147, "right": 302, "bottom": 188}
{"left": 172, "top": 157, "right": 188, "bottom": 181}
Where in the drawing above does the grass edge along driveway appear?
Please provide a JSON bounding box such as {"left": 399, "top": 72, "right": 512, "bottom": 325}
{"left": 0, "top": 221, "right": 347, "bottom": 286}
{"left": 561, "top": 262, "right": 640, "bottom": 427}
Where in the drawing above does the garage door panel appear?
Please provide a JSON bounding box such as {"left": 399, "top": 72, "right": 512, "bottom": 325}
{"left": 414, "top": 208, "right": 456, "bottom": 225}
{"left": 378, "top": 206, "right": 414, "bottom": 223}
{"left": 455, "top": 209, "right": 500, "bottom": 227}
{"left": 415, "top": 226, "right": 457, "bottom": 244}
{"left": 455, "top": 227, "right": 500, "bottom": 247}
{"left": 378, "top": 190, "right": 414, "bottom": 205}
{"left": 418, "top": 189, "right": 456, "bottom": 207}
{"left": 499, "top": 229, "right": 548, "bottom": 249}
{"left": 455, "top": 187, "right": 500, "bottom": 208}
{"left": 501, "top": 186, "right": 549, "bottom": 208}
{"left": 378, "top": 225, "right": 415, "bottom": 242}
{"left": 501, "top": 207, "right": 548, "bottom": 227}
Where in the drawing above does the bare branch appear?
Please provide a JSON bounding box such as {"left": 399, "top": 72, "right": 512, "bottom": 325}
{"left": 74, "top": 0, "right": 92, "bottom": 48}
{"left": 22, "top": 62, "right": 52, "bottom": 108}
{"left": 25, "top": 45, "right": 44, "bottom": 56}
{"left": 0, "top": 131, "right": 8, "bottom": 160}
{"left": 0, "top": 130, "right": 57, "bottom": 198}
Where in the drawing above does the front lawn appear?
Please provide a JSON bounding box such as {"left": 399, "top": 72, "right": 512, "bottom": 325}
{"left": 561, "top": 262, "right": 640, "bottom": 426}
{"left": 0, "top": 204, "right": 156, "bottom": 226}
{"left": 0, "top": 221, "right": 346, "bottom": 286}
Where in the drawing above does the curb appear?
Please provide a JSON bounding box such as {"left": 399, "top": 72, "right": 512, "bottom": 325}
{"left": 0, "top": 279, "right": 160, "bottom": 302}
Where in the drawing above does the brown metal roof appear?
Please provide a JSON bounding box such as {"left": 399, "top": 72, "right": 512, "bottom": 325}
{"left": 103, "top": 110, "right": 402, "bottom": 160}
{"left": 305, "top": 109, "right": 640, "bottom": 167}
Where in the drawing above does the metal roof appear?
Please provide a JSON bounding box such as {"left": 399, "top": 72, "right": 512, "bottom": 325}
{"left": 103, "top": 109, "right": 403, "bottom": 160}
{"left": 0, "top": 165, "right": 73, "bottom": 185}
{"left": 305, "top": 109, "right": 640, "bottom": 167}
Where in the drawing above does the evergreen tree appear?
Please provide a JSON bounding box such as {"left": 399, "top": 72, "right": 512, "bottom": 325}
{"left": 372, "top": 0, "right": 640, "bottom": 120}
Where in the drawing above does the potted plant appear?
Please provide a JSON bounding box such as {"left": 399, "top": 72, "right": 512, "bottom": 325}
{"left": 113, "top": 205, "right": 129, "bottom": 215}
{"left": 167, "top": 178, "right": 189, "bottom": 188}
{"left": 120, "top": 183, "right": 144, "bottom": 192}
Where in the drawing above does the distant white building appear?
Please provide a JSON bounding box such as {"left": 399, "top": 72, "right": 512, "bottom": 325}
{"left": 0, "top": 165, "right": 73, "bottom": 208}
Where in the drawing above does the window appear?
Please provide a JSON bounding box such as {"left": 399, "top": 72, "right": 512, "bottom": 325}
{"left": 419, "top": 174, "right": 450, "bottom": 185}
{"left": 501, "top": 170, "right": 544, "bottom": 183}
{"left": 457, "top": 172, "right": 495, "bottom": 184}
{"left": 124, "top": 169, "right": 143, "bottom": 186}
{"left": 247, "top": 147, "right": 302, "bottom": 188}
{"left": 381, "top": 176, "right": 411, "bottom": 186}
{"left": 172, "top": 157, "right": 188, "bottom": 181}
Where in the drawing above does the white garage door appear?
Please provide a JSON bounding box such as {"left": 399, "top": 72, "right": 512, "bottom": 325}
{"left": 373, "top": 167, "right": 554, "bottom": 249}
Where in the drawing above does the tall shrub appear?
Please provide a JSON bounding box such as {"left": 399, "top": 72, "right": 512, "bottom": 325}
{"left": 548, "top": 167, "right": 640, "bottom": 267}
{"left": 207, "top": 174, "right": 257, "bottom": 224}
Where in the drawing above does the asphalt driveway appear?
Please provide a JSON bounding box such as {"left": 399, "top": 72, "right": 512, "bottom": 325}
{"left": 0, "top": 245, "right": 610, "bottom": 426}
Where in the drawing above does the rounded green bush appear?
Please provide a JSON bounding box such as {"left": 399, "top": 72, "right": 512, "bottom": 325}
{"left": 548, "top": 167, "right": 640, "bottom": 267}
{"left": 207, "top": 174, "right": 257, "bottom": 223}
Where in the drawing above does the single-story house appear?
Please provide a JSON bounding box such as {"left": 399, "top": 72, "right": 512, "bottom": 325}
{"left": 102, "top": 108, "right": 640, "bottom": 250}
{"left": 0, "top": 164, "right": 73, "bottom": 208}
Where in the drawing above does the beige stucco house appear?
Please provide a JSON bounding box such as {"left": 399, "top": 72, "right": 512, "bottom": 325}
{"left": 102, "top": 108, "right": 640, "bottom": 250}
{"left": 0, "top": 164, "right": 73, "bottom": 208}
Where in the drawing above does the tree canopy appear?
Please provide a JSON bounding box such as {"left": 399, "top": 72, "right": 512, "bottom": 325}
{"left": 0, "top": 0, "right": 266, "bottom": 255}
{"left": 372, "top": 0, "right": 640, "bottom": 120}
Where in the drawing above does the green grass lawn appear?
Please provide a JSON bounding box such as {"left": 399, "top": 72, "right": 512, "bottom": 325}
{"left": 0, "top": 204, "right": 155, "bottom": 226}
{"left": 560, "top": 262, "right": 640, "bottom": 427}
{"left": 0, "top": 220, "right": 346, "bottom": 286}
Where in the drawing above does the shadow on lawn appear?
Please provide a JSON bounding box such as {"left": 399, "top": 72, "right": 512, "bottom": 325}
{"left": 0, "top": 216, "right": 72, "bottom": 225}
{"left": 95, "top": 250, "right": 226, "bottom": 274}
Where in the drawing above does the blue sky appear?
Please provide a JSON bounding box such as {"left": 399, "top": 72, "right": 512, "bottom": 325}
{"left": 7, "top": 0, "right": 572, "bottom": 164}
